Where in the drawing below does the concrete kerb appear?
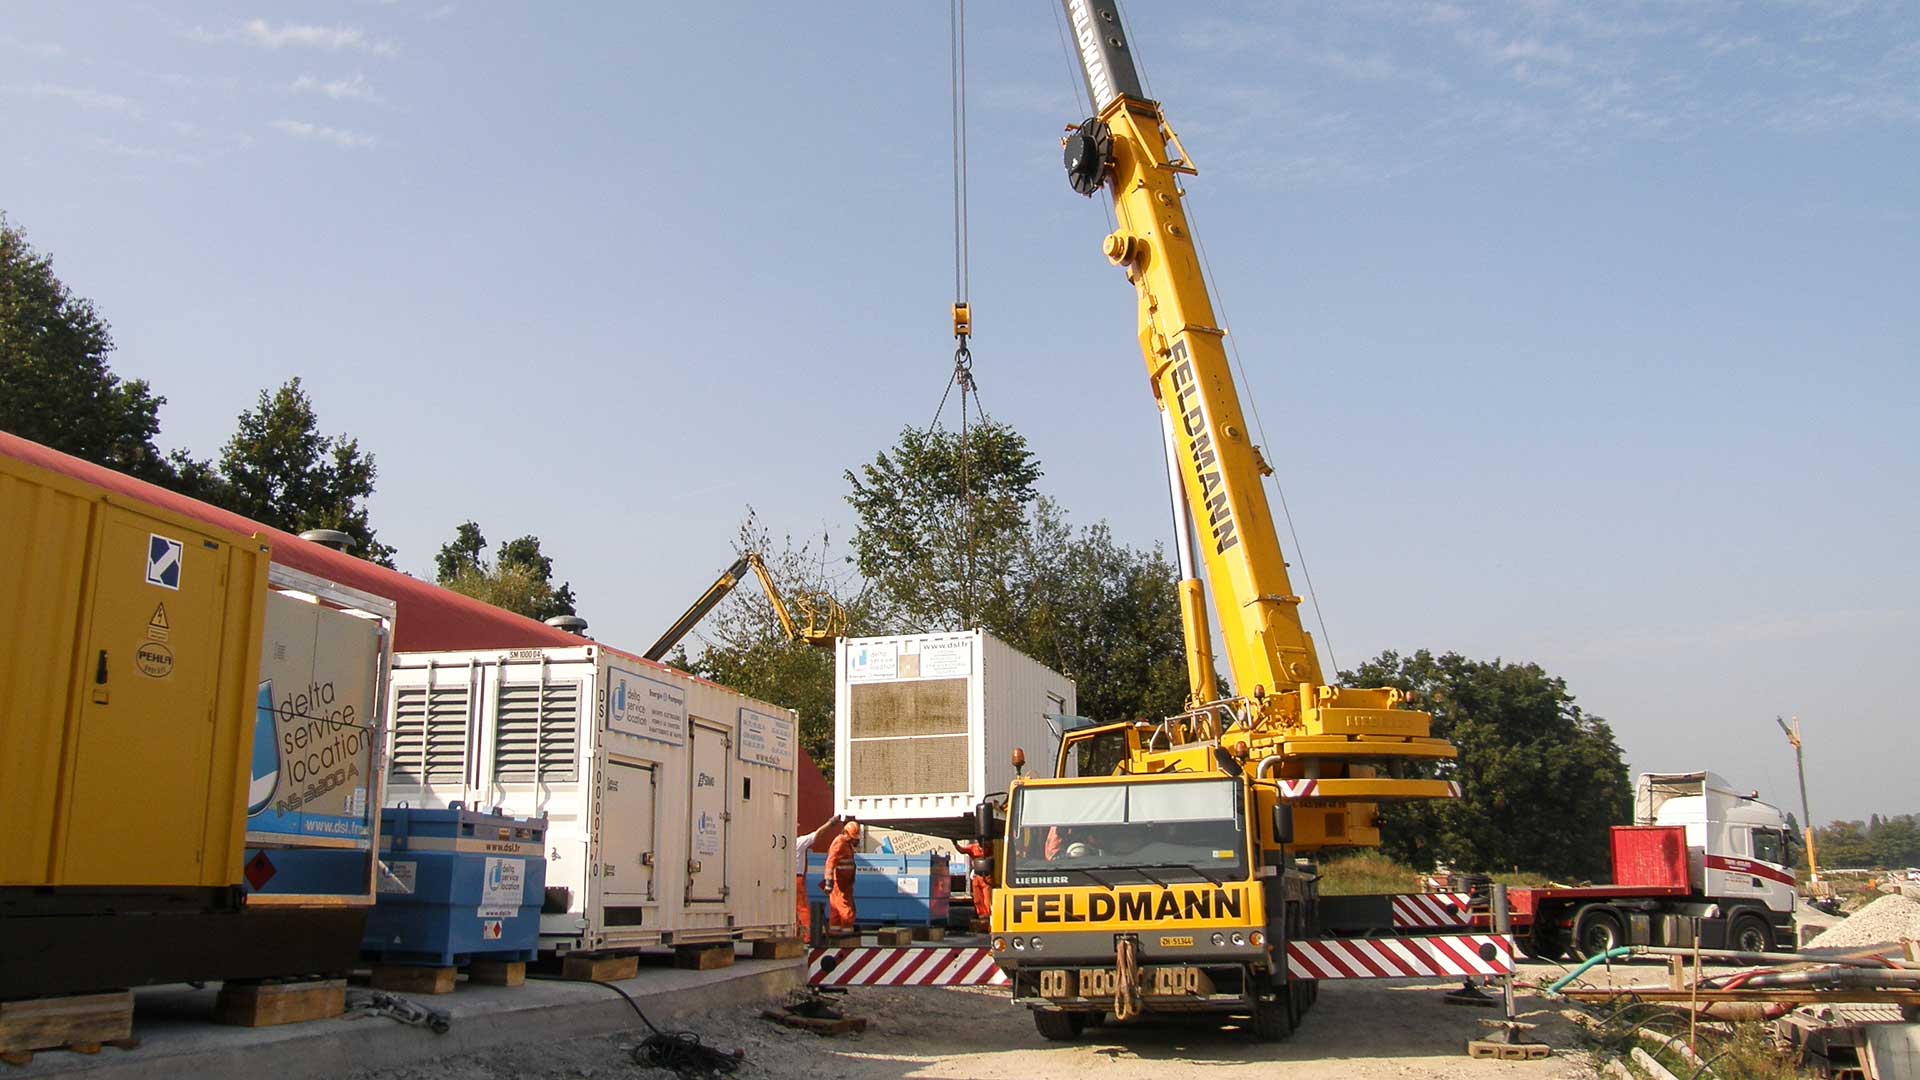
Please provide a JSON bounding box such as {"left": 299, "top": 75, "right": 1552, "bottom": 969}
{"left": 16, "top": 954, "right": 803, "bottom": 1080}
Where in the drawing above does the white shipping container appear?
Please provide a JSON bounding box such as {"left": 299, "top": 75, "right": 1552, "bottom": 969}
{"left": 384, "top": 645, "right": 796, "bottom": 953}
{"left": 836, "top": 630, "right": 1075, "bottom": 836}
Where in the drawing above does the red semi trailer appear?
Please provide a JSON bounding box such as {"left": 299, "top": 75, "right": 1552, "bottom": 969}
{"left": 1506, "top": 772, "right": 1798, "bottom": 960}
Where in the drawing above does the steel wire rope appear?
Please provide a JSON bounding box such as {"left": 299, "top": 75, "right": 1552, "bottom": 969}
{"left": 951, "top": 0, "right": 970, "bottom": 309}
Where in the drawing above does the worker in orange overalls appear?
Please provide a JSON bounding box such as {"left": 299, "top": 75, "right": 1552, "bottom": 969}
{"left": 823, "top": 820, "right": 861, "bottom": 930}
{"left": 957, "top": 841, "right": 993, "bottom": 921}
{"left": 794, "top": 814, "right": 845, "bottom": 944}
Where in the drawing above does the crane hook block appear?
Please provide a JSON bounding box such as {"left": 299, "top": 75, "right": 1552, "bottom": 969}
{"left": 1064, "top": 118, "right": 1114, "bottom": 197}
{"left": 952, "top": 303, "right": 972, "bottom": 340}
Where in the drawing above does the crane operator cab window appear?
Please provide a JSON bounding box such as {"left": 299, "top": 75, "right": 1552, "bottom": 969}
{"left": 1006, "top": 778, "right": 1247, "bottom": 887}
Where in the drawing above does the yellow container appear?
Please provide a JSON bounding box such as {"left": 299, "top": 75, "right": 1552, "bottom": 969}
{"left": 0, "top": 452, "right": 270, "bottom": 889}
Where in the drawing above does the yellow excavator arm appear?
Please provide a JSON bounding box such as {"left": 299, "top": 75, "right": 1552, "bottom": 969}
{"left": 644, "top": 552, "right": 846, "bottom": 662}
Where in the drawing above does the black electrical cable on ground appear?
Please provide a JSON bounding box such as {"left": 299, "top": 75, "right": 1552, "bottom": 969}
{"left": 528, "top": 974, "right": 741, "bottom": 1077}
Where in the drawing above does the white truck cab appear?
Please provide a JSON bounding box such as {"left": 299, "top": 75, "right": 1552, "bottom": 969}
{"left": 1637, "top": 771, "right": 1797, "bottom": 917}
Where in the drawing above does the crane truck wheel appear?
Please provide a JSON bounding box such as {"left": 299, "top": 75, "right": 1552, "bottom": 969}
{"left": 1730, "top": 913, "right": 1773, "bottom": 954}
{"left": 1518, "top": 926, "right": 1568, "bottom": 962}
{"left": 1571, "top": 906, "right": 1625, "bottom": 960}
{"left": 1034, "top": 1009, "right": 1088, "bottom": 1041}
{"left": 1250, "top": 992, "right": 1294, "bottom": 1041}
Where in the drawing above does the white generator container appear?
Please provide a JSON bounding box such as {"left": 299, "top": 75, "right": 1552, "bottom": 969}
{"left": 835, "top": 630, "right": 1074, "bottom": 837}
{"left": 383, "top": 645, "right": 796, "bottom": 953}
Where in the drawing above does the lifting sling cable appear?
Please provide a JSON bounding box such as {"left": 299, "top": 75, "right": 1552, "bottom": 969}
{"left": 926, "top": 0, "right": 989, "bottom": 627}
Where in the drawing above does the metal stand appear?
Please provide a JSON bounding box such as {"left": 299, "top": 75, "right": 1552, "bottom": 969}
{"left": 1465, "top": 885, "right": 1551, "bottom": 1060}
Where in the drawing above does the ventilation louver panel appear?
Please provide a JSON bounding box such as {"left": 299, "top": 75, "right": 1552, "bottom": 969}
{"left": 494, "top": 680, "right": 580, "bottom": 782}
{"left": 391, "top": 683, "right": 470, "bottom": 783}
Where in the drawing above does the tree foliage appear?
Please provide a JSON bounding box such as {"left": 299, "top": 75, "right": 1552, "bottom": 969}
{"left": 1816, "top": 815, "right": 1920, "bottom": 869}
{"left": 1004, "top": 499, "right": 1194, "bottom": 724}
{"left": 672, "top": 510, "right": 869, "bottom": 775}
{"left": 0, "top": 216, "right": 171, "bottom": 480}
{"left": 435, "top": 520, "right": 578, "bottom": 622}
{"left": 206, "top": 378, "right": 394, "bottom": 565}
{"left": 1348, "top": 649, "right": 1632, "bottom": 880}
{"left": 844, "top": 422, "right": 1202, "bottom": 725}
{"left": 845, "top": 422, "right": 1041, "bottom": 631}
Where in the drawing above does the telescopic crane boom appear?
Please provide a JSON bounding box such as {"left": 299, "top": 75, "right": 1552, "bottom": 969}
{"left": 643, "top": 552, "right": 847, "bottom": 662}
{"left": 1055, "top": 0, "right": 1456, "bottom": 848}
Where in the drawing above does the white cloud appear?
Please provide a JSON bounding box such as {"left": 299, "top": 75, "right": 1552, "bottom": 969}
{"left": 272, "top": 118, "right": 378, "bottom": 149}
{"left": 19, "top": 82, "right": 134, "bottom": 112}
{"left": 0, "top": 36, "right": 66, "bottom": 59}
{"left": 192, "top": 20, "right": 396, "bottom": 57}
{"left": 290, "top": 72, "right": 383, "bottom": 103}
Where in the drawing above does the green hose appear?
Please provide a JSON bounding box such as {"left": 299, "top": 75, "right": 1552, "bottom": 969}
{"left": 1546, "top": 947, "right": 1633, "bottom": 994}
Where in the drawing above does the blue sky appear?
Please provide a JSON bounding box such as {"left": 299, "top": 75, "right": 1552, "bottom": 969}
{"left": 5, "top": 2, "right": 1914, "bottom": 824}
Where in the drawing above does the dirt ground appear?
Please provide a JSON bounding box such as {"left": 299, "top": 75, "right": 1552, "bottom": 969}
{"left": 351, "top": 960, "right": 1622, "bottom": 1080}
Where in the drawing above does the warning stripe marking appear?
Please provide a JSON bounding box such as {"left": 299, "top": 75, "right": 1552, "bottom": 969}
{"left": 807, "top": 947, "right": 1010, "bottom": 987}
{"left": 1390, "top": 892, "right": 1472, "bottom": 928}
{"left": 1285, "top": 934, "right": 1514, "bottom": 980}
{"left": 1276, "top": 779, "right": 1319, "bottom": 799}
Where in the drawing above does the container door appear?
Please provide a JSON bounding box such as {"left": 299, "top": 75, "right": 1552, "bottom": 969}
{"left": 62, "top": 510, "right": 227, "bottom": 885}
{"left": 686, "top": 720, "right": 731, "bottom": 903}
{"left": 600, "top": 759, "right": 656, "bottom": 902}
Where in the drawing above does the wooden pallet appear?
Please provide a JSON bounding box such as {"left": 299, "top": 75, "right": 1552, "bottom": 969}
{"left": 0, "top": 991, "right": 136, "bottom": 1066}
{"left": 675, "top": 943, "right": 736, "bottom": 971}
{"left": 370, "top": 965, "right": 457, "bottom": 995}
{"left": 752, "top": 938, "right": 805, "bottom": 960}
{"left": 911, "top": 926, "right": 946, "bottom": 942}
{"left": 468, "top": 959, "right": 526, "bottom": 987}
{"left": 760, "top": 1007, "right": 868, "bottom": 1036}
{"left": 561, "top": 954, "right": 640, "bottom": 982}
{"left": 213, "top": 979, "right": 347, "bottom": 1028}
{"left": 872, "top": 928, "right": 912, "bottom": 947}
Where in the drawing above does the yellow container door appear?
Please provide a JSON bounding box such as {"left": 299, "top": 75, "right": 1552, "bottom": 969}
{"left": 59, "top": 508, "right": 230, "bottom": 886}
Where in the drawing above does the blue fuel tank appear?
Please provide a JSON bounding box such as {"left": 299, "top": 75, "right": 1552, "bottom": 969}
{"left": 807, "top": 852, "right": 950, "bottom": 927}
{"left": 362, "top": 803, "right": 548, "bottom": 966}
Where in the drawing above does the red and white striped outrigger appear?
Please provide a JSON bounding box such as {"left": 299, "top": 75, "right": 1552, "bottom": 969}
{"left": 807, "top": 934, "right": 1515, "bottom": 987}
{"left": 1286, "top": 933, "right": 1514, "bottom": 980}
{"left": 809, "top": 946, "right": 1009, "bottom": 987}
{"left": 1390, "top": 892, "right": 1472, "bottom": 929}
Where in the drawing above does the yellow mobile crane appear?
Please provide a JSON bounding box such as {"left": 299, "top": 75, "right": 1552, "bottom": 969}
{"left": 643, "top": 552, "right": 847, "bottom": 662}
{"left": 976, "top": 0, "right": 1462, "bottom": 1040}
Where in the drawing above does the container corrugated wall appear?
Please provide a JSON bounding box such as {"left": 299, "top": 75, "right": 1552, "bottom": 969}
{"left": 980, "top": 630, "right": 1076, "bottom": 795}
{"left": 0, "top": 450, "right": 270, "bottom": 890}
{"left": 836, "top": 630, "right": 1074, "bottom": 832}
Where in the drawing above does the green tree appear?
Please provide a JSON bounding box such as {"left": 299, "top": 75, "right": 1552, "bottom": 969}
{"left": 435, "top": 520, "right": 578, "bottom": 622}
{"left": 1817, "top": 820, "right": 1872, "bottom": 868}
{"left": 212, "top": 378, "right": 394, "bottom": 565}
{"left": 1869, "top": 815, "right": 1920, "bottom": 869}
{"left": 674, "top": 510, "right": 868, "bottom": 775}
{"left": 1006, "top": 498, "right": 1194, "bottom": 724}
{"left": 0, "top": 216, "right": 171, "bottom": 480}
{"left": 1348, "top": 649, "right": 1632, "bottom": 879}
{"left": 844, "top": 422, "right": 1041, "bottom": 631}
{"left": 844, "top": 422, "right": 1205, "bottom": 723}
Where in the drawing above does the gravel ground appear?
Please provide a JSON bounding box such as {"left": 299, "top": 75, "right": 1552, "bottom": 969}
{"left": 349, "top": 964, "right": 1603, "bottom": 1080}
{"left": 1807, "top": 893, "right": 1920, "bottom": 949}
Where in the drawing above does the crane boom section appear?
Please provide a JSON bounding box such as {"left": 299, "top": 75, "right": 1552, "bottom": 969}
{"left": 1058, "top": 0, "right": 1454, "bottom": 845}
